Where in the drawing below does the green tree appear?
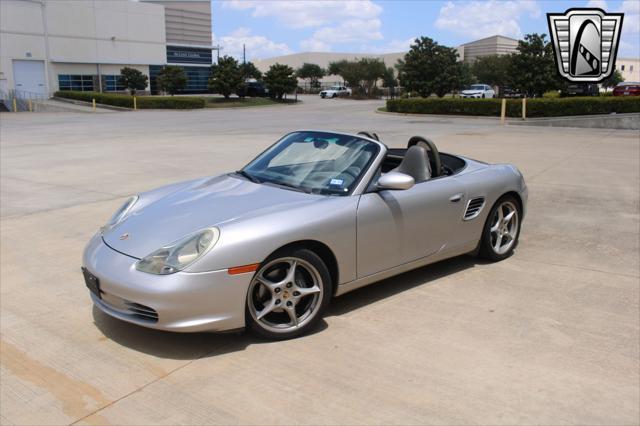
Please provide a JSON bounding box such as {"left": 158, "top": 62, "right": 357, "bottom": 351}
{"left": 240, "top": 61, "right": 263, "bottom": 80}
{"left": 471, "top": 55, "right": 511, "bottom": 87}
{"left": 120, "top": 67, "right": 148, "bottom": 95}
{"left": 360, "top": 58, "right": 386, "bottom": 96}
{"left": 396, "top": 37, "right": 461, "bottom": 98}
{"left": 601, "top": 69, "right": 624, "bottom": 89}
{"left": 208, "top": 56, "right": 243, "bottom": 99}
{"left": 156, "top": 66, "right": 187, "bottom": 95}
{"left": 382, "top": 66, "right": 398, "bottom": 98}
{"left": 327, "top": 59, "right": 363, "bottom": 93}
{"left": 508, "top": 33, "right": 561, "bottom": 97}
{"left": 449, "top": 61, "right": 474, "bottom": 96}
{"left": 264, "top": 63, "right": 297, "bottom": 99}
{"left": 327, "top": 58, "right": 385, "bottom": 97}
{"left": 296, "top": 63, "right": 325, "bottom": 91}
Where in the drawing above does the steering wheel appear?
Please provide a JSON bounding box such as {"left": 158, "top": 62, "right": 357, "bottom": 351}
{"left": 407, "top": 136, "right": 442, "bottom": 178}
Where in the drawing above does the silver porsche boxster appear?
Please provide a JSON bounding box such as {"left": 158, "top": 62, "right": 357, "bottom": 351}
{"left": 82, "top": 130, "right": 527, "bottom": 339}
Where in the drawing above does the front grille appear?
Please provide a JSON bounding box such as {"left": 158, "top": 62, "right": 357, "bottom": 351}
{"left": 464, "top": 197, "right": 485, "bottom": 220}
{"left": 123, "top": 301, "right": 159, "bottom": 322}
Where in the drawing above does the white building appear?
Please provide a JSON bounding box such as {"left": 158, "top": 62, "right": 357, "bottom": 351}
{"left": 616, "top": 57, "right": 640, "bottom": 82}
{"left": 0, "top": 0, "right": 212, "bottom": 97}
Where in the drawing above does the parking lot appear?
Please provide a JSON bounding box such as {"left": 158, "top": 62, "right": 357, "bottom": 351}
{"left": 1, "top": 96, "right": 639, "bottom": 425}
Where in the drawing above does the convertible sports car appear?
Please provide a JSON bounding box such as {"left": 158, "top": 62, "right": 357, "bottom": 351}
{"left": 82, "top": 130, "right": 527, "bottom": 339}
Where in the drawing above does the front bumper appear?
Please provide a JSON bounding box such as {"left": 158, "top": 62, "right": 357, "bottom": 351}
{"left": 461, "top": 93, "right": 482, "bottom": 98}
{"left": 82, "top": 234, "right": 252, "bottom": 332}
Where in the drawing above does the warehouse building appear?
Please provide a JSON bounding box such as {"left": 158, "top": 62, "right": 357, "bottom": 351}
{"left": 457, "top": 35, "right": 519, "bottom": 62}
{"left": 0, "top": 0, "right": 213, "bottom": 97}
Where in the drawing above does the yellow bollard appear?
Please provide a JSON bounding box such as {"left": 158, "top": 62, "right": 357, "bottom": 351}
{"left": 522, "top": 97, "right": 527, "bottom": 120}
{"left": 92, "top": 98, "right": 96, "bottom": 111}
{"left": 28, "top": 99, "right": 33, "bottom": 112}
{"left": 133, "top": 96, "right": 137, "bottom": 110}
{"left": 500, "top": 98, "right": 506, "bottom": 124}
{"left": 12, "top": 98, "right": 17, "bottom": 112}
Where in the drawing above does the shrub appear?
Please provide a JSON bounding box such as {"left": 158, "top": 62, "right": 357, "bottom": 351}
{"left": 386, "top": 97, "right": 640, "bottom": 117}
{"left": 120, "top": 67, "right": 148, "bottom": 95}
{"left": 54, "top": 91, "right": 205, "bottom": 109}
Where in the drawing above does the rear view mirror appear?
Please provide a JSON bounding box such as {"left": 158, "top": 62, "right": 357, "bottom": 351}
{"left": 377, "top": 172, "right": 415, "bottom": 190}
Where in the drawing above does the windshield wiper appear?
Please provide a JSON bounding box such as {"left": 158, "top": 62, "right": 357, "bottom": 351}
{"left": 235, "top": 170, "right": 261, "bottom": 184}
{"left": 264, "top": 180, "right": 311, "bottom": 194}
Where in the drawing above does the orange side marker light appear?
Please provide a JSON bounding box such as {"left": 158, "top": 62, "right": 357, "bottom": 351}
{"left": 228, "top": 263, "right": 260, "bottom": 275}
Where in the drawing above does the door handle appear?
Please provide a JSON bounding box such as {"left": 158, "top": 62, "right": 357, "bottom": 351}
{"left": 449, "top": 193, "right": 463, "bottom": 203}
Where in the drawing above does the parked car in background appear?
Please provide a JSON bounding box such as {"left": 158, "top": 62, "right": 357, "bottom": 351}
{"left": 613, "top": 82, "right": 640, "bottom": 96}
{"left": 560, "top": 83, "right": 599, "bottom": 97}
{"left": 461, "top": 84, "right": 495, "bottom": 99}
{"left": 238, "top": 81, "right": 267, "bottom": 98}
{"left": 499, "top": 87, "right": 523, "bottom": 98}
{"left": 320, "top": 86, "right": 351, "bottom": 98}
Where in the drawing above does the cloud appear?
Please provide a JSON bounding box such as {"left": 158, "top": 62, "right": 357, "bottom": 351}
{"left": 586, "top": 0, "right": 608, "bottom": 9}
{"left": 299, "top": 38, "right": 332, "bottom": 52}
{"left": 222, "top": 0, "right": 382, "bottom": 29}
{"left": 300, "top": 18, "right": 383, "bottom": 51}
{"left": 617, "top": 0, "right": 640, "bottom": 57}
{"left": 212, "top": 28, "right": 293, "bottom": 60}
{"left": 224, "top": 0, "right": 384, "bottom": 52}
{"left": 435, "top": 0, "right": 541, "bottom": 40}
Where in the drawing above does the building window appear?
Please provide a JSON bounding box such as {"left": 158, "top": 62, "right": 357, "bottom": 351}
{"left": 150, "top": 65, "right": 211, "bottom": 94}
{"left": 630, "top": 65, "right": 634, "bottom": 72}
{"left": 621, "top": 65, "right": 625, "bottom": 71}
{"left": 58, "top": 74, "right": 95, "bottom": 91}
{"left": 103, "top": 75, "right": 125, "bottom": 92}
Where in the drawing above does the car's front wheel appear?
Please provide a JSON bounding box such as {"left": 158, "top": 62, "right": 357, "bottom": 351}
{"left": 478, "top": 196, "right": 521, "bottom": 261}
{"left": 246, "top": 248, "right": 332, "bottom": 340}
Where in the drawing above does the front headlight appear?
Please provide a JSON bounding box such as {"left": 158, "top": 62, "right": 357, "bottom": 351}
{"left": 103, "top": 195, "right": 138, "bottom": 232}
{"left": 135, "top": 228, "right": 220, "bottom": 275}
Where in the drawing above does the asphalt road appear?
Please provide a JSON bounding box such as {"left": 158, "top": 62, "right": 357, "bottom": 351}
{"left": 1, "top": 96, "right": 639, "bottom": 425}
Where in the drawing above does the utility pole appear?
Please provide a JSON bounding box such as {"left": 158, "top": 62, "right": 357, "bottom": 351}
{"left": 214, "top": 44, "right": 223, "bottom": 63}
{"left": 243, "top": 44, "right": 246, "bottom": 65}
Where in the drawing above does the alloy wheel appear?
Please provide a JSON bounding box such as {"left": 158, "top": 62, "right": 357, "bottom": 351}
{"left": 489, "top": 201, "right": 519, "bottom": 255}
{"left": 248, "top": 257, "right": 324, "bottom": 334}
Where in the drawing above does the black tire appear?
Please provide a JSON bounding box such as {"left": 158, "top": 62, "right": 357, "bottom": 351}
{"left": 332, "top": 93, "right": 337, "bottom": 98}
{"left": 478, "top": 195, "right": 522, "bottom": 262}
{"left": 246, "top": 248, "right": 332, "bottom": 340}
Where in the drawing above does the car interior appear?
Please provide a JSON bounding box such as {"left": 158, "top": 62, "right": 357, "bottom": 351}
{"left": 357, "top": 132, "right": 467, "bottom": 185}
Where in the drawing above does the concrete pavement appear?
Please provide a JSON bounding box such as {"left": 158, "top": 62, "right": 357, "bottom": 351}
{"left": 1, "top": 95, "right": 638, "bottom": 425}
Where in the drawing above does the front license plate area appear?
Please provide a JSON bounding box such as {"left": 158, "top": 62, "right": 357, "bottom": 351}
{"left": 82, "top": 267, "right": 101, "bottom": 299}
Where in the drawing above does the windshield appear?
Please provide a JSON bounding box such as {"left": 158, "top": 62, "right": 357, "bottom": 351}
{"left": 242, "top": 131, "right": 379, "bottom": 195}
{"left": 468, "top": 85, "right": 484, "bottom": 90}
{"left": 330, "top": 86, "right": 342, "bottom": 90}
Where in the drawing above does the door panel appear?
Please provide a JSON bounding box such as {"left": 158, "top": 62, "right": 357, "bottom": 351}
{"left": 357, "top": 177, "right": 466, "bottom": 278}
{"left": 13, "top": 60, "right": 46, "bottom": 96}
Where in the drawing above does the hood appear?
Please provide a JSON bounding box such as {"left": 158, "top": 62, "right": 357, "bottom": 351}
{"left": 462, "top": 89, "right": 482, "bottom": 94}
{"left": 103, "top": 174, "right": 320, "bottom": 258}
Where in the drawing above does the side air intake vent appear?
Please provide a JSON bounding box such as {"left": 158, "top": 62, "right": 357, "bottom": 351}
{"left": 464, "top": 197, "right": 485, "bottom": 220}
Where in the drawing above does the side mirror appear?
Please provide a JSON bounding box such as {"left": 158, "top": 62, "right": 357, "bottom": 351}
{"left": 377, "top": 172, "right": 415, "bottom": 191}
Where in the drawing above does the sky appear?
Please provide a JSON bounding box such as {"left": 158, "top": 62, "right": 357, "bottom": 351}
{"left": 210, "top": 0, "right": 640, "bottom": 61}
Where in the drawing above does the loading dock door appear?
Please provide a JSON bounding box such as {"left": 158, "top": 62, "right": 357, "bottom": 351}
{"left": 13, "top": 60, "right": 46, "bottom": 96}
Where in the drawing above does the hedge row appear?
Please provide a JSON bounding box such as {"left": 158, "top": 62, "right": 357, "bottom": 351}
{"left": 54, "top": 91, "right": 205, "bottom": 109}
{"left": 386, "top": 97, "right": 640, "bottom": 117}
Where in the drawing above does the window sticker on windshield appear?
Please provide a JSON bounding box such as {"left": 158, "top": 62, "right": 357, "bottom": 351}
{"left": 330, "top": 178, "right": 344, "bottom": 186}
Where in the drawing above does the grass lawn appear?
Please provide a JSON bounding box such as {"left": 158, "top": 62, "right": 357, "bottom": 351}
{"left": 205, "top": 97, "right": 298, "bottom": 108}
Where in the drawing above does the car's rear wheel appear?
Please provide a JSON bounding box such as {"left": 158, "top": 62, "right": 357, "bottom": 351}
{"left": 478, "top": 196, "right": 521, "bottom": 261}
{"left": 246, "top": 248, "right": 332, "bottom": 340}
